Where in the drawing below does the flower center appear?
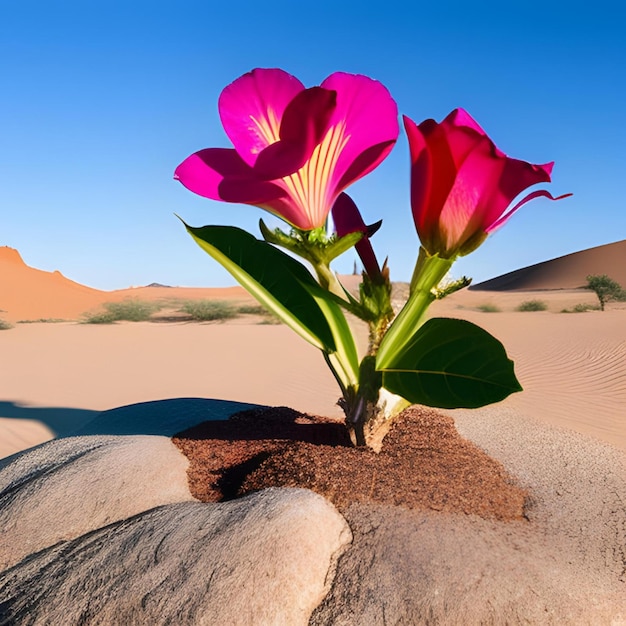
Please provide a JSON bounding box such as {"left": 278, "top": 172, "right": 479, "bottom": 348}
{"left": 281, "top": 122, "right": 350, "bottom": 228}
{"left": 249, "top": 109, "right": 281, "bottom": 155}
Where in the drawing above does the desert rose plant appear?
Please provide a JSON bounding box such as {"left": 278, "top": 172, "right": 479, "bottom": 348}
{"left": 175, "top": 68, "right": 570, "bottom": 447}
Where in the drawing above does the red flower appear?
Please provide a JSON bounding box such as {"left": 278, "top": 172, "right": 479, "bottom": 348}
{"left": 404, "top": 109, "right": 571, "bottom": 258}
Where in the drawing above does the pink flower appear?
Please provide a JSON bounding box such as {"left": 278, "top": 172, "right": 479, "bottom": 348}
{"left": 175, "top": 68, "right": 399, "bottom": 231}
{"left": 404, "top": 109, "right": 571, "bottom": 258}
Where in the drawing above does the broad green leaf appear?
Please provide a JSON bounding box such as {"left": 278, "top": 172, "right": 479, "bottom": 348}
{"left": 380, "top": 317, "right": 522, "bottom": 408}
{"left": 183, "top": 223, "right": 337, "bottom": 352}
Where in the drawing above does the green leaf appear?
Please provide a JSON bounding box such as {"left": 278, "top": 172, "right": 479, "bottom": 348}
{"left": 380, "top": 317, "right": 522, "bottom": 408}
{"left": 182, "top": 222, "right": 337, "bottom": 352}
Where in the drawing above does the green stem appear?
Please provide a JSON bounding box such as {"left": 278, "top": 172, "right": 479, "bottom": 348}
{"left": 376, "top": 247, "right": 453, "bottom": 370}
{"left": 313, "top": 261, "right": 349, "bottom": 299}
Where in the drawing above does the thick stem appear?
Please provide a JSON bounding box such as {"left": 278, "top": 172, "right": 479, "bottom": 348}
{"left": 376, "top": 248, "right": 453, "bottom": 370}
{"left": 313, "top": 262, "right": 347, "bottom": 299}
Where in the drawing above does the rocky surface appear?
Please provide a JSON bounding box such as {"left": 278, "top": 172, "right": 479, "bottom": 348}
{"left": 0, "top": 489, "right": 351, "bottom": 625}
{"left": 0, "top": 434, "right": 194, "bottom": 571}
{"left": 1, "top": 400, "right": 624, "bottom": 624}
{"left": 309, "top": 408, "right": 626, "bottom": 625}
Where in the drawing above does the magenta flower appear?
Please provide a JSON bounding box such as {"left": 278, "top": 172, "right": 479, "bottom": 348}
{"left": 175, "top": 68, "right": 399, "bottom": 231}
{"left": 404, "top": 109, "right": 571, "bottom": 258}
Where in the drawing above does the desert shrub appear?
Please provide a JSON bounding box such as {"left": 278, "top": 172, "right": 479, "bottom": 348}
{"left": 259, "top": 311, "right": 280, "bottom": 325}
{"left": 475, "top": 303, "right": 500, "bottom": 313}
{"left": 0, "top": 319, "right": 13, "bottom": 330}
{"left": 180, "top": 300, "right": 238, "bottom": 321}
{"left": 585, "top": 274, "right": 623, "bottom": 311}
{"left": 105, "top": 299, "right": 161, "bottom": 321}
{"left": 560, "top": 303, "right": 601, "bottom": 313}
{"left": 82, "top": 299, "right": 161, "bottom": 323}
{"left": 237, "top": 304, "right": 282, "bottom": 324}
{"left": 81, "top": 311, "right": 118, "bottom": 324}
{"left": 237, "top": 304, "right": 267, "bottom": 315}
{"left": 17, "top": 318, "right": 66, "bottom": 324}
{"left": 516, "top": 300, "right": 548, "bottom": 312}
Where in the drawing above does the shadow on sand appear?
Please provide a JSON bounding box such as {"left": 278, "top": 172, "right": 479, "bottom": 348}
{"left": 70, "top": 397, "right": 261, "bottom": 438}
{"left": 1, "top": 398, "right": 262, "bottom": 443}
{"left": 0, "top": 401, "right": 98, "bottom": 438}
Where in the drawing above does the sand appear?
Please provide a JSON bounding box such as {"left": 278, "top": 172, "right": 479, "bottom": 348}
{"left": 0, "top": 243, "right": 624, "bottom": 463}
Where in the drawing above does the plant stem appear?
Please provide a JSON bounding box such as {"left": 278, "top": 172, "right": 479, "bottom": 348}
{"left": 376, "top": 248, "right": 453, "bottom": 370}
{"left": 313, "top": 261, "right": 348, "bottom": 299}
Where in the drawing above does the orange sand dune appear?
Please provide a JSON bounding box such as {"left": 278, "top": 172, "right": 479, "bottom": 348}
{"left": 472, "top": 239, "right": 626, "bottom": 290}
{"left": 0, "top": 246, "right": 251, "bottom": 322}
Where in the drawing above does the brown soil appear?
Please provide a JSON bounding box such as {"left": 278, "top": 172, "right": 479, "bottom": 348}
{"left": 173, "top": 405, "right": 528, "bottom": 521}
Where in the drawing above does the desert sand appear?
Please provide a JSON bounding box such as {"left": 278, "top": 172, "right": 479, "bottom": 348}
{"left": 1, "top": 242, "right": 625, "bottom": 456}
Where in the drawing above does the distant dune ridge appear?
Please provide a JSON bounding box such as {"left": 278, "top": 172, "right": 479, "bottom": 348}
{"left": 0, "top": 246, "right": 249, "bottom": 322}
{"left": 471, "top": 239, "right": 626, "bottom": 291}
{"left": 3, "top": 238, "right": 626, "bottom": 321}
{"left": 0, "top": 246, "right": 104, "bottom": 321}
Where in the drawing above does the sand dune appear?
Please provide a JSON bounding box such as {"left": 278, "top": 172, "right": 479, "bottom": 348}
{"left": 0, "top": 246, "right": 252, "bottom": 323}
{"left": 472, "top": 238, "right": 626, "bottom": 290}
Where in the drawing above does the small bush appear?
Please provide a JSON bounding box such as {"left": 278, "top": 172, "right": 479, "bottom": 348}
{"left": 180, "top": 300, "right": 238, "bottom": 321}
{"left": 17, "top": 318, "right": 66, "bottom": 324}
{"left": 237, "top": 304, "right": 267, "bottom": 315}
{"left": 105, "top": 299, "right": 161, "bottom": 321}
{"left": 560, "top": 303, "right": 601, "bottom": 313}
{"left": 0, "top": 319, "right": 13, "bottom": 330}
{"left": 82, "top": 311, "right": 118, "bottom": 324}
{"left": 516, "top": 300, "right": 548, "bottom": 312}
{"left": 257, "top": 314, "right": 282, "bottom": 325}
{"left": 475, "top": 303, "right": 500, "bottom": 313}
{"left": 82, "top": 299, "right": 161, "bottom": 324}
{"left": 237, "top": 303, "right": 282, "bottom": 324}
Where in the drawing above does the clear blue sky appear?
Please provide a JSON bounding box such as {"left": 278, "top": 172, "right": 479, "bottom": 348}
{"left": 2, "top": 1, "right": 624, "bottom": 290}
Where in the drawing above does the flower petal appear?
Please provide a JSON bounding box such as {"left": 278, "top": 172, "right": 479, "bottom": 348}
{"left": 255, "top": 196, "right": 320, "bottom": 229}
{"left": 253, "top": 86, "right": 337, "bottom": 180}
{"left": 486, "top": 189, "right": 573, "bottom": 233}
{"left": 320, "top": 72, "right": 399, "bottom": 193}
{"left": 174, "top": 148, "right": 285, "bottom": 204}
{"left": 218, "top": 68, "right": 305, "bottom": 167}
{"left": 331, "top": 192, "right": 381, "bottom": 278}
{"left": 442, "top": 108, "right": 487, "bottom": 139}
{"left": 404, "top": 116, "right": 435, "bottom": 246}
{"left": 480, "top": 158, "right": 553, "bottom": 227}
{"left": 438, "top": 137, "right": 506, "bottom": 253}
{"left": 417, "top": 119, "right": 460, "bottom": 230}
{"left": 332, "top": 191, "right": 366, "bottom": 236}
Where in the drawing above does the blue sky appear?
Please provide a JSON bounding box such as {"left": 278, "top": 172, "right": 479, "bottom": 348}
{"left": 2, "top": 1, "right": 624, "bottom": 290}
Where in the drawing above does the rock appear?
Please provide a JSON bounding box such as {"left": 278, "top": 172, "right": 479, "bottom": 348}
{"left": 0, "top": 488, "right": 352, "bottom": 626}
{"left": 0, "top": 435, "right": 194, "bottom": 570}
{"left": 311, "top": 505, "right": 623, "bottom": 625}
